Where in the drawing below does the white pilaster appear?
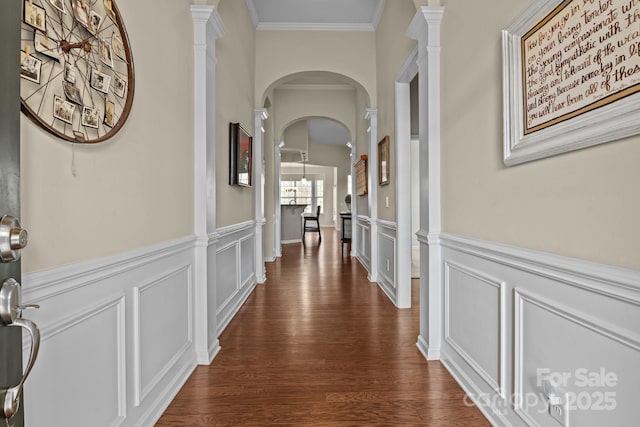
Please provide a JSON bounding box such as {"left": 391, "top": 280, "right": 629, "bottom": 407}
{"left": 254, "top": 109, "right": 269, "bottom": 283}
{"left": 395, "top": 81, "right": 412, "bottom": 309}
{"left": 274, "top": 143, "right": 282, "bottom": 257}
{"left": 408, "top": 6, "right": 444, "bottom": 360}
{"left": 191, "top": 4, "right": 224, "bottom": 365}
{"left": 364, "top": 108, "right": 378, "bottom": 282}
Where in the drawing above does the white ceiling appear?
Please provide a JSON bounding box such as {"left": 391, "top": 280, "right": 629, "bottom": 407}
{"left": 246, "top": 0, "right": 385, "bottom": 30}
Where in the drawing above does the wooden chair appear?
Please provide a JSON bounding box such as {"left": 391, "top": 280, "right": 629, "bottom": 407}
{"left": 302, "top": 205, "right": 321, "bottom": 244}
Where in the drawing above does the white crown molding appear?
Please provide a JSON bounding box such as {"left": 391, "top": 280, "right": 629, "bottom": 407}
{"left": 277, "top": 84, "right": 355, "bottom": 91}
{"left": 257, "top": 22, "right": 375, "bottom": 31}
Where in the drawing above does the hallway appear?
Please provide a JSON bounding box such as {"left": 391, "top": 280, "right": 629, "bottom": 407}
{"left": 157, "top": 231, "right": 489, "bottom": 426}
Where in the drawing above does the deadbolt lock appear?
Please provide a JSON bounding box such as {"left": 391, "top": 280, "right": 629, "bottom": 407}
{"left": 0, "top": 215, "right": 28, "bottom": 263}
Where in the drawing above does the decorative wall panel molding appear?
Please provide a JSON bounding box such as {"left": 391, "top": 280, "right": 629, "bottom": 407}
{"left": 439, "top": 233, "right": 640, "bottom": 427}
{"left": 376, "top": 220, "right": 397, "bottom": 305}
{"left": 356, "top": 215, "right": 371, "bottom": 271}
{"left": 444, "top": 261, "right": 505, "bottom": 398}
{"left": 21, "top": 238, "right": 198, "bottom": 427}
{"left": 216, "top": 221, "right": 257, "bottom": 336}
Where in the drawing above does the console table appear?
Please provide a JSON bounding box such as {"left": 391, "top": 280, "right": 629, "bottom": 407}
{"left": 339, "top": 212, "right": 352, "bottom": 255}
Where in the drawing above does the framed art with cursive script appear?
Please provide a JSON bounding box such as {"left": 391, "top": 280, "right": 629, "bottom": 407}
{"left": 503, "top": 0, "right": 640, "bottom": 165}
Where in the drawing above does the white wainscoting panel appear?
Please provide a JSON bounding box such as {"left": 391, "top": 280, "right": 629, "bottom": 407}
{"left": 21, "top": 238, "right": 198, "bottom": 427}
{"left": 438, "top": 233, "right": 640, "bottom": 427}
{"left": 356, "top": 215, "right": 371, "bottom": 272}
{"left": 216, "top": 221, "right": 257, "bottom": 336}
{"left": 444, "top": 261, "right": 505, "bottom": 399}
{"left": 377, "top": 220, "right": 397, "bottom": 305}
{"left": 134, "top": 266, "right": 192, "bottom": 406}
{"left": 25, "top": 296, "right": 126, "bottom": 427}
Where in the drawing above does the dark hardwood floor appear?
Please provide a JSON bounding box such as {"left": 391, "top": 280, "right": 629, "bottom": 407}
{"left": 156, "top": 230, "right": 489, "bottom": 426}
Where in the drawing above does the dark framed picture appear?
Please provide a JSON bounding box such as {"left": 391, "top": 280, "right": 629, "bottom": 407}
{"left": 229, "top": 122, "right": 252, "bottom": 187}
{"left": 378, "top": 135, "right": 390, "bottom": 186}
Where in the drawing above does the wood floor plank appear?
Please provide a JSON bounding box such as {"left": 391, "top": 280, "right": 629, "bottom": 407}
{"left": 156, "top": 231, "right": 489, "bottom": 426}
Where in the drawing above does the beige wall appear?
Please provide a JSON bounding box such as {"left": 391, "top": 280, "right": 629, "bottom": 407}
{"left": 21, "top": 0, "right": 196, "bottom": 273}
{"left": 375, "top": 0, "right": 417, "bottom": 222}
{"left": 255, "top": 30, "right": 377, "bottom": 106}
{"left": 273, "top": 88, "right": 357, "bottom": 145}
{"left": 440, "top": 0, "right": 640, "bottom": 270}
{"left": 282, "top": 120, "right": 308, "bottom": 152}
{"left": 215, "top": 0, "right": 256, "bottom": 227}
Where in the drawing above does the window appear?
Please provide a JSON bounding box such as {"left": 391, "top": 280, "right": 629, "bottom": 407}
{"left": 281, "top": 177, "right": 324, "bottom": 214}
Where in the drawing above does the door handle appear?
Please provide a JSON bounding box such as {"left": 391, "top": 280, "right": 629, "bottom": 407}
{"left": 0, "top": 278, "right": 40, "bottom": 419}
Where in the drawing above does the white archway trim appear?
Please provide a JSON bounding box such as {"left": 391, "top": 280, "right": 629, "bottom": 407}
{"left": 191, "top": 4, "right": 224, "bottom": 365}
{"left": 255, "top": 109, "right": 269, "bottom": 283}
{"left": 408, "top": 6, "right": 444, "bottom": 360}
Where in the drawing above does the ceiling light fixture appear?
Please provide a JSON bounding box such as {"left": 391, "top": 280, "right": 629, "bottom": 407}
{"left": 346, "top": 141, "right": 352, "bottom": 148}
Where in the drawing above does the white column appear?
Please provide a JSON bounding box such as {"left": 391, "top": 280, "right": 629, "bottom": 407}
{"left": 254, "top": 109, "right": 269, "bottom": 283}
{"left": 395, "top": 81, "right": 412, "bottom": 309}
{"left": 191, "top": 5, "right": 224, "bottom": 365}
{"left": 274, "top": 143, "right": 282, "bottom": 257}
{"left": 408, "top": 6, "right": 444, "bottom": 360}
{"left": 364, "top": 108, "right": 378, "bottom": 282}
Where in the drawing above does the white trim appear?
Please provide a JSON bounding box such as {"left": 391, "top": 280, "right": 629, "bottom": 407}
{"left": 281, "top": 239, "right": 302, "bottom": 244}
{"left": 394, "top": 48, "right": 417, "bottom": 309}
{"left": 257, "top": 22, "right": 375, "bottom": 31}
{"left": 191, "top": 4, "right": 223, "bottom": 366}
{"left": 408, "top": 6, "right": 444, "bottom": 362}
{"left": 255, "top": 109, "right": 269, "bottom": 283}
{"left": 376, "top": 219, "right": 396, "bottom": 230}
{"left": 22, "top": 237, "right": 195, "bottom": 300}
{"left": 278, "top": 84, "right": 355, "bottom": 92}
{"left": 216, "top": 220, "right": 256, "bottom": 239}
{"left": 441, "top": 356, "right": 511, "bottom": 427}
{"left": 440, "top": 233, "right": 640, "bottom": 301}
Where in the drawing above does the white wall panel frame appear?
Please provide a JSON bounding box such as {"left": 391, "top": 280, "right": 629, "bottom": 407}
{"left": 438, "top": 232, "right": 640, "bottom": 427}
{"left": 132, "top": 266, "right": 193, "bottom": 407}
{"left": 21, "top": 237, "right": 199, "bottom": 427}
{"left": 215, "top": 221, "right": 258, "bottom": 336}
{"left": 355, "top": 215, "right": 371, "bottom": 272}
{"left": 377, "top": 220, "right": 398, "bottom": 306}
{"left": 24, "top": 295, "right": 127, "bottom": 427}
{"left": 444, "top": 260, "right": 506, "bottom": 399}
